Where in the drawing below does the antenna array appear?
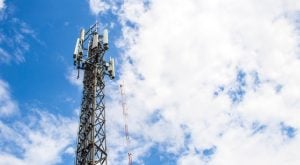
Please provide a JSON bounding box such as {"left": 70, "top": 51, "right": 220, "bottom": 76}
{"left": 73, "top": 22, "right": 115, "bottom": 165}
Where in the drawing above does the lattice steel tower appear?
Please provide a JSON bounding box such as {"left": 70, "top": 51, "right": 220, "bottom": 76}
{"left": 73, "top": 22, "right": 115, "bottom": 165}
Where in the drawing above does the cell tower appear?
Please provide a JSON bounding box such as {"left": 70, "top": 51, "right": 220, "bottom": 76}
{"left": 73, "top": 22, "right": 115, "bottom": 165}
{"left": 120, "top": 82, "right": 133, "bottom": 165}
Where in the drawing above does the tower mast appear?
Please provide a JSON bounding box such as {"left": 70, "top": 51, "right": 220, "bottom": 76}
{"left": 73, "top": 22, "right": 115, "bottom": 165}
{"left": 120, "top": 82, "right": 133, "bottom": 165}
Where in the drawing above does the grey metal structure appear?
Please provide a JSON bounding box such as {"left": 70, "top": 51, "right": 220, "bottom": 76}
{"left": 73, "top": 22, "right": 115, "bottom": 165}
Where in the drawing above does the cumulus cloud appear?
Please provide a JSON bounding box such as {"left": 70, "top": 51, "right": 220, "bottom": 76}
{"left": 89, "top": 0, "right": 109, "bottom": 15}
{"left": 0, "top": 78, "right": 78, "bottom": 165}
{"left": 66, "top": 67, "right": 83, "bottom": 89}
{"left": 0, "top": 110, "right": 78, "bottom": 165}
{"left": 0, "top": 79, "right": 18, "bottom": 116}
{"left": 0, "top": 15, "right": 36, "bottom": 63}
{"left": 100, "top": 0, "right": 300, "bottom": 164}
{"left": 0, "top": 0, "right": 4, "bottom": 11}
{"left": 0, "top": 48, "right": 10, "bottom": 64}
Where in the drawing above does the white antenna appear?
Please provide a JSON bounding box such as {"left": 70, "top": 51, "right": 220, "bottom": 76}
{"left": 103, "top": 29, "right": 108, "bottom": 44}
{"left": 103, "top": 29, "right": 109, "bottom": 50}
{"left": 80, "top": 29, "right": 85, "bottom": 43}
{"left": 73, "top": 38, "right": 80, "bottom": 56}
{"left": 92, "top": 33, "right": 99, "bottom": 49}
{"left": 108, "top": 57, "right": 115, "bottom": 79}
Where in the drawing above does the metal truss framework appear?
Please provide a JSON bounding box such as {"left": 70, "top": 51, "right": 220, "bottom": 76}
{"left": 74, "top": 23, "right": 115, "bottom": 165}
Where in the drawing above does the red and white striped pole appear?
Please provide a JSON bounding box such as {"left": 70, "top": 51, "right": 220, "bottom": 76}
{"left": 120, "top": 82, "right": 133, "bottom": 165}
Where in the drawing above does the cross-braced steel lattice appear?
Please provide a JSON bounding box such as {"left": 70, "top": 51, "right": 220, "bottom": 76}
{"left": 73, "top": 22, "right": 115, "bottom": 165}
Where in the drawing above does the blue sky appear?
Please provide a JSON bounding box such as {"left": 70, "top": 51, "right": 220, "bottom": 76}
{"left": 1, "top": 0, "right": 300, "bottom": 165}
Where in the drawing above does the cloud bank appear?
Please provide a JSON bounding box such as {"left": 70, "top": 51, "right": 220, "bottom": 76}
{"left": 0, "top": 79, "right": 18, "bottom": 116}
{"left": 0, "top": 110, "right": 78, "bottom": 165}
{"left": 0, "top": 0, "right": 4, "bottom": 11}
{"left": 0, "top": 12, "right": 36, "bottom": 63}
{"left": 0, "top": 78, "right": 78, "bottom": 165}
{"left": 89, "top": 0, "right": 109, "bottom": 15}
{"left": 90, "top": 0, "right": 300, "bottom": 164}
{"left": 0, "top": 80, "right": 78, "bottom": 165}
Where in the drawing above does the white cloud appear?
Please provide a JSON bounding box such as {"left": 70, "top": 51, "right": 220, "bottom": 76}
{"left": 0, "top": 79, "right": 18, "bottom": 116}
{"left": 103, "top": 0, "right": 300, "bottom": 164}
{"left": 0, "top": 78, "right": 78, "bottom": 165}
{"left": 0, "top": 110, "right": 78, "bottom": 165}
{"left": 89, "top": 0, "right": 109, "bottom": 15}
{"left": 0, "top": 0, "right": 5, "bottom": 11}
{"left": 0, "top": 48, "right": 10, "bottom": 63}
{"left": 66, "top": 67, "right": 83, "bottom": 89}
{"left": 0, "top": 15, "right": 36, "bottom": 63}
